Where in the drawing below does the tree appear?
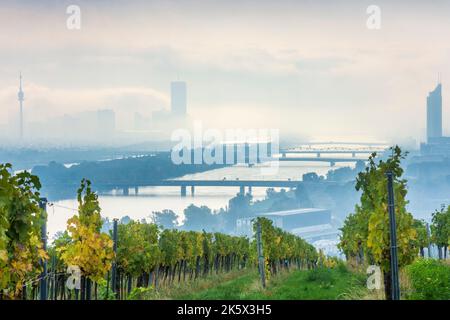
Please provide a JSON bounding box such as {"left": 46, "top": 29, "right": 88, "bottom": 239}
{"left": 152, "top": 209, "right": 178, "bottom": 229}
{"left": 225, "top": 193, "right": 253, "bottom": 230}
{"left": 412, "top": 219, "right": 430, "bottom": 258}
{"left": 431, "top": 205, "right": 450, "bottom": 259}
{"left": 266, "top": 189, "right": 297, "bottom": 212}
{"left": 294, "top": 184, "right": 313, "bottom": 208}
{"left": 362, "top": 147, "right": 417, "bottom": 300}
{"left": 76, "top": 179, "right": 102, "bottom": 232}
{"left": 326, "top": 167, "right": 353, "bottom": 182}
{"left": 116, "top": 220, "right": 160, "bottom": 287}
{"left": 182, "top": 205, "right": 219, "bottom": 231}
{"left": 338, "top": 207, "right": 369, "bottom": 265}
{"left": 0, "top": 163, "right": 48, "bottom": 299}
{"left": 338, "top": 146, "right": 417, "bottom": 300}
{"left": 158, "top": 229, "right": 183, "bottom": 284}
{"left": 302, "top": 172, "right": 321, "bottom": 182}
{"left": 253, "top": 217, "right": 317, "bottom": 279}
{"left": 58, "top": 179, "right": 113, "bottom": 289}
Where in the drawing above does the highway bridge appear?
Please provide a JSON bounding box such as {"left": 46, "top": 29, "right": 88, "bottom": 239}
{"left": 290, "top": 141, "right": 388, "bottom": 146}
{"left": 278, "top": 146, "right": 387, "bottom": 164}
{"left": 279, "top": 149, "right": 383, "bottom": 157}
{"left": 96, "top": 179, "right": 328, "bottom": 197}
{"left": 277, "top": 156, "right": 366, "bottom": 166}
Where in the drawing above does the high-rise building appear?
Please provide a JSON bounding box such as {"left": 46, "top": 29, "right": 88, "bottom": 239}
{"left": 18, "top": 72, "right": 24, "bottom": 140}
{"left": 427, "top": 83, "right": 442, "bottom": 142}
{"left": 420, "top": 82, "right": 450, "bottom": 156}
{"left": 171, "top": 81, "right": 187, "bottom": 116}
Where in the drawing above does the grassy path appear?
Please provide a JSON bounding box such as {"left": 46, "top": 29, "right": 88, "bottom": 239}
{"left": 176, "top": 266, "right": 367, "bottom": 300}
{"left": 175, "top": 271, "right": 260, "bottom": 300}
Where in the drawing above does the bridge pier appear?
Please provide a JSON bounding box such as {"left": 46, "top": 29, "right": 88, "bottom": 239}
{"left": 317, "top": 152, "right": 321, "bottom": 158}
{"left": 256, "top": 144, "right": 261, "bottom": 163}
{"left": 267, "top": 142, "right": 272, "bottom": 157}
{"left": 352, "top": 152, "right": 356, "bottom": 158}
{"left": 191, "top": 186, "right": 195, "bottom": 197}
{"left": 107, "top": 179, "right": 308, "bottom": 197}
{"left": 330, "top": 161, "right": 336, "bottom": 167}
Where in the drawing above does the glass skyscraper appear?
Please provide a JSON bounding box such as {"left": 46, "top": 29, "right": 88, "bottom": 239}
{"left": 427, "top": 83, "right": 442, "bottom": 142}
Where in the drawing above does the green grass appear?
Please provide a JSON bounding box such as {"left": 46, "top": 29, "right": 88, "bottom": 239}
{"left": 142, "top": 269, "right": 254, "bottom": 300}
{"left": 175, "top": 266, "right": 367, "bottom": 300}
{"left": 175, "top": 271, "right": 260, "bottom": 300}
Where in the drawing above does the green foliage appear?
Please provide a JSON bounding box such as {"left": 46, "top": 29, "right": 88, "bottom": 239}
{"left": 127, "top": 286, "right": 154, "bottom": 300}
{"left": 0, "top": 163, "right": 47, "bottom": 299}
{"left": 47, "top": 231, "right": 72, "bottom": 272}
{"left": 159, "top": 229, "right": 183, "bottom": 267}
{"left": 336, "top": 260, "right": 349, "bottom": 274}
{"left": 412, "top": 219, "right": 430, "bottom": 255}
{"left": 338, "top": 209, "right": 368, "bottom": 263}
{"left": 305, "top": 268, "right": 335, "bottom": 288}
{"left": 58, "top": 179, "right": 113, "bottom": 282}
{"left": 338, "top": 146, "right": 417, "bottom": 272}
{"left": 117, "top": 220, "right": 160, "bottom": 276}
{"left": 77, "top": 179, "right": 102, "bottom": 232}
{"left": 113, "top": 218, "right": 252, "bottom": 284}
{"left": 253, "top": 217, "right": 318, "bottom": 280}
{"left": 178, "top": 267, "right": 364, "bottom": 300}
{"left": 97, "top": 278, "right": 116, "bottom": 300}
{"left": 406, "top": 259, "right": 450, "bottom": 300}
{"left": 431, "top": 205, "right": 450, "bottom": 252}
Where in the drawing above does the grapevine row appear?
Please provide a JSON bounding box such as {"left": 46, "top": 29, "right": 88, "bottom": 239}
{"left": 1, "top": 163, "right": 318, "bottom": 299}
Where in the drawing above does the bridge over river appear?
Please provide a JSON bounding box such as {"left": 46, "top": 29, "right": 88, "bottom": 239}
{"left": 45, "top": 142, "right": 385, "bottom": 197}
{"left": 98, "top": 179, "right": 338, "bottom": 197}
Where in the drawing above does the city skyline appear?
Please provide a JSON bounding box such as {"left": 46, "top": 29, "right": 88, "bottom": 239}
{"left": 1, "top": 0, "right": 450, "bottom": 144}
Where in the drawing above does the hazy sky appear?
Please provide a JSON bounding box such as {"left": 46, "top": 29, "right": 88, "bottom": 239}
{"left": 1, "top": 0, "right": 450, "bottom": 143}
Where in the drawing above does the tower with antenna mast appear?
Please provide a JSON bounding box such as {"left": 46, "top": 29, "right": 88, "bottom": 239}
{"left": 18, "top": 72, "right": 24, "bottom": 141}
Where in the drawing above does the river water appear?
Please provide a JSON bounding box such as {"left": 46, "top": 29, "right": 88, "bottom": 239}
{"left": 48, "top": 160, "right": 358, "bottom": 240}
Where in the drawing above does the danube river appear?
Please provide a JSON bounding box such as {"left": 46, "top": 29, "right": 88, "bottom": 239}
{"left": 48, "top": 160, "right": 357, "bottom": 240}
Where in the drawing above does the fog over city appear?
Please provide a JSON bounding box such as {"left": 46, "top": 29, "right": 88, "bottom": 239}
{"left": 1, "top": 2, "right": 450, "bottom": 302}
{"left": 0, "top": 1, "right": 448, "bottom": 240}
{"left": 1, "top": 0, "right": 450, "bottom": 146}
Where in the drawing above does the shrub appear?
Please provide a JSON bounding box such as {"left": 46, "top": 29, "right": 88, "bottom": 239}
{"left": 306, "top": 268, "right": 335, "bottom": 288}
{"left": 97, "top": 278, "right": 116, "bottom": 300}
{"left": 336, "top": 260, "right": 349, "bottom": 274}
{"left": 405, "top": 259, "right": 450, "bottom": 300}
{"left": 127, "top": 287, "right": 154, "bottom": 300}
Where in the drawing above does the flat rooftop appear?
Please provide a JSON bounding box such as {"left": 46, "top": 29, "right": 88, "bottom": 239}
{"left": 259, "top": 208, "right": 329, "bottom": 217}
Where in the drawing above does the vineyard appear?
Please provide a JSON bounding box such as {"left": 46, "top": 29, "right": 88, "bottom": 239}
{"left": 0, "top": 164, "right": 319, "bottom": 300}
{"left": 1, "top": 146, "right": 449, "bottom": 300}
{"left": 337, "top": 147, "right": 450, "bottom": 299}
